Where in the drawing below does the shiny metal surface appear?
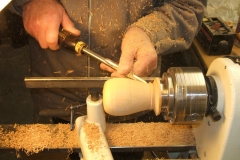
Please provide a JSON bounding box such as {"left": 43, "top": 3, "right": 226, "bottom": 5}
{"left": 0, "top": 145, "right": 196, "bottom": 153}
{"left": 82, "top": 48, "right": 147, "bottom": 83}
{"left": 24, "top": 77, "right": 108, "bottom": 88}
{"left": 24, "top": 77, "right": 155, "bottom": 122}
{"left": 161, "top": 72, "right": 174, "bottom": 121}
{"left": 24, "top": 77, "right": 155, "bottom": 88}
{"left": 161, "top": 67, "right": 208, "bottom": 125}
{"left": 25, "top": 67, "right": 208, "bottom": 125}
{"left": 109, "top": 145, "right": 196, "bottom": 152}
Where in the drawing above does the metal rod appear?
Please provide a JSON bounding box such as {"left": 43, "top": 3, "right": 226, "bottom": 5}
{"left": 24, "top": 77, "right": 156, "bottom": 88}
{"left": 82, "top": 48, "right": 147, "bottom": 83}
{"left": 0, "top": 145, "right": 196, "bottom": 153}
{"left": 83, "top": 48, "right": 108, "bottom": 65}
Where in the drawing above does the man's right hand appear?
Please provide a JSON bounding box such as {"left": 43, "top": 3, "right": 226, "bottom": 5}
{"left": 22, "top": 0, "right": 80, "bottom": 50}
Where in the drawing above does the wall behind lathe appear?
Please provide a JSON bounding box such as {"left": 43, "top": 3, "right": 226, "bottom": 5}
{"left": 207, "top": 0, "right": 240, "bottom": 28}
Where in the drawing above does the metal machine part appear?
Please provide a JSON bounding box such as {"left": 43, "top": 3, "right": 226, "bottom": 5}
{"left": 21, "top": 57, "right": 240, "bottom": 159}
{"left": 25, "top": 77, "right": 155, "bottom": 124}
{"left": 160, "top": 67, "right": 208, "bottom": 125}
{"left": 25, "top": 67, "right": 221, "bottom": 125}
{"left": 58, "top": 29, "right": 147, "bottom": 83}
{"left": 70, "top": 104, "right": 86, "bottom": 130}
{"left": 204, "top": 76, "right": 221, "bottom": 121}
{"left": 193, "top": 57, "right": 240, "bottom": 160}
{"left": 24, "top": 77, "right": 154, "bottom": 88}
{"left": 101, "top": 67, "right": 216, "bottom": 125}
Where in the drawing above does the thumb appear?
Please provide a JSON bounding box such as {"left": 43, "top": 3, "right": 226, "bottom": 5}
{"left": 61, "top": 11, "right": 80, "bottom": 36}
{"left": 117, "top": 50, "right": 135, "bottom": 75}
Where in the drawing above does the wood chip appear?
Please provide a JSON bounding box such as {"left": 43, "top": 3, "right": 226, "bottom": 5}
{"left": 82, "top": 121, "right": 102, "bottom": 152}
{"left": 0, "top": 124, "right": 78, "bottom": 156}
{"left": 0, "top": 122, "right": 195, "bottom": 155}
{"left": 106, "top": 122, "right": 195, "bottom": 146}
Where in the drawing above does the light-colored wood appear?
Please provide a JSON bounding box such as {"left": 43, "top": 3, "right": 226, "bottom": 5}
{"left": 0, "top": 123, "right": 195, "bottom": 150}
{"left": 103, "top": 78, "right": 161, "bottom": 116}
{"left": 76, "top": 117, "right": 113, "bottom": 160}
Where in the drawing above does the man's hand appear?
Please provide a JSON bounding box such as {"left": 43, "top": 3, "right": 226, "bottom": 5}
{"left": 101, "top": 27, "right": 157, "bottom": 77}
{"left": 22, "top": 0, "right": 80, "bottom": 50}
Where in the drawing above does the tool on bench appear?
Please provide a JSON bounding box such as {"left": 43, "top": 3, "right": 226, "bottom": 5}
{"left": 58, "top": 29, "right": 147, "bottom": 83}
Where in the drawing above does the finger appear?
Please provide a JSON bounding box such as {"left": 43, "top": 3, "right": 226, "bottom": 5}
{"left": 117, "top": 50, "right": 135, "bottom": 75}
{"left": 132, "top": 60, "right": 150, "bottom": 76}
{"left": 111, "top": 72, "right": 125, "bottom": 78}
{"left": 37, "top": 28, "right": 48, "bottom": 49}
{"left": 132, "top": 55, "right": 157, "bottom": 76}
{"left": 45, "top": 22, "right": 60, "bottom": 50}
{"left": 62, "top": 11, "right": 80, "bottom": 36}
{"left": 100, "top": 63, "right": 116, "bottom": 73}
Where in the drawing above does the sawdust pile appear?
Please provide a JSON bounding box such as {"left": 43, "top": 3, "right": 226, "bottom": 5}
{"left": 0, "top": 124, "right": 78, "bottom": 156}
{"left": 0, "top": 122, "right": 195, "bottom": 156}
{"left": 82, "top": 121, "right": 102, "bottom": 152}
{"left": 106, "top": 122, "right": 195, "bottom": 146}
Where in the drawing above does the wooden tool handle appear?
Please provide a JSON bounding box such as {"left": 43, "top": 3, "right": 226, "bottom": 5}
{"left": 103, "top": 78, "right": 161, "bottom": 116}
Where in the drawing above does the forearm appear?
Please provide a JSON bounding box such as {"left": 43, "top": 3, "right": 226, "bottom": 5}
{"left": 132, "top": 0, "right": 207, "bottom": 55}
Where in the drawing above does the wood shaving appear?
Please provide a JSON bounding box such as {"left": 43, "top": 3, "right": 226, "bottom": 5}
{"left": 0, "top": 124, "right": 78, "bottom": 156}
{"left": 65, "top": 70, "right": 74, "bottom": 75}
{"left": 0, "top": 122, "right": 195, "bottom": 156}
{"left": 106, "top": 122, "right": 195, "bottom": 146}
{"left": 53, "top": 71, "right": 61, "bottom": 74}
{"left": 82, "top": 122, "right": 102, "bottom": 152}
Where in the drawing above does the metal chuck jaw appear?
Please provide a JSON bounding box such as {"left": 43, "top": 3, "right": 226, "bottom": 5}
{"left": 160, "top": 67, "right": 221, "bottom": 125}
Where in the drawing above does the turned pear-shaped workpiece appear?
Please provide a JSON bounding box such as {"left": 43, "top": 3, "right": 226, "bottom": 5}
{"left": 103, "top": 78, "right": 161, "bottom": 116}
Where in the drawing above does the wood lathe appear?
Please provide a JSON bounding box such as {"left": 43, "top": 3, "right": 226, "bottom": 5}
{"left": 1, "top": 28, "right": 240, "bottom": 159}
{"left": 103, "top": 56, "right": 240, "bottom": 160}
{"left": 19, "top": 56, "right": 240, "bottom": 160}
{"left": 21, "top": 26, "right": 240, "bottom": 160}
